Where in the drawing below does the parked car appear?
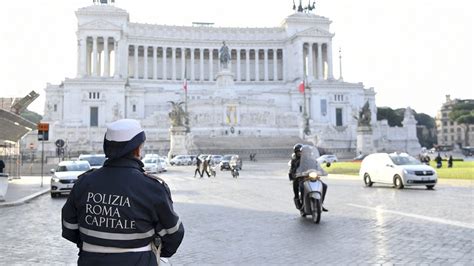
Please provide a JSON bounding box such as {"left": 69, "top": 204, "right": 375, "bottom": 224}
{"left": 142, "top": 157, "right": 164, "bottom": 173}
{"left": 210, "top": 155, "right": 223, "bottom": 165}
{"left": 359, "top": 152, "right": 438, "bottom": 189}
{"left": 220, "top": 154, "right": 242, "bottom": 170}
{"left": 317, "top": 154, "right": 338, "bottom": 165}
{"left": 169, "top": 155, "right": 193, "bottom": 166}
{"left": 352, "top": 154, "right": 368, "bottom": 162}
{"left": 78, "top": 154, "right": 106, "bottom": 169}
{"left": 50, "top": 160, "right": 91, "bottom": 197}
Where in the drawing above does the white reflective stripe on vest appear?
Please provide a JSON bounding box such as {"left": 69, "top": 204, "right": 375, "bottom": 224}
{"left": 82, "top": 241, "right": 152, "bottom": 253}
{"left": 158, "top": 219, "right": 181, "bottom": 237}
{"left": 63, "top": 220, "right": 79, "bottom": 230}
{"left": 80, "top": 227, "right": 155, "bottom": 240}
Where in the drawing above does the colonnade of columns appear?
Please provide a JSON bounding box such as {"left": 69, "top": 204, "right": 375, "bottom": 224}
{"left": 78, "top": 36, "right": 118, "bottom": 77}
{"left": 127, "top": 45, "right": 285, "bottom": 82}
{"left": 303, "top": 42, "right": 334, "bottom": 80}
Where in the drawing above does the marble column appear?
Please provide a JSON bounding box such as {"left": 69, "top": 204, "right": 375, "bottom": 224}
{"left": 103, "top": 37, "right": 110, "bottom": 77}
{"left": 162, "top": 47, "right": 167, "bottom": 80}
{"left": 282, "top": 48, "right": 287, "bottom": 81}
{"left": 199, "top": 48, "right": 204, "bottom": 81}
{"left": 153, "top": 46, "right": 157, "bottom": 80}
{"left": 307, "top": 43, "right": 314, "bottom": 79}
{"left": 255, "top": 49, "right": 260, "bottom": 81}
{"left": 236, "top": 49, "right": 241, "bottom": 81}
{"left": 273, "top": 48, "right": 278, "bottom": 81}
{"left": 134, "top": 45, "right": 139, "bottom": 79}
{"left": 143, "top": 46, "right": 148, "bottom": 79}
{"left": 245, "top": 49, "right": 250, "bottom": 81}
{"left": 80, "top": 36, "right": 87, "bottom": 76}
{"left": 92, "top": 36, "right": 98, "bottom": 76}
{"left": 264, "top": 48, "right": 268, "bottom": 81}
{"left": 317, "top": 43, "right": 323, "bottom": 80}
{"left": 181, "top": 48, "right": 186, "bottom": 80}
{"left": 209, "top": 49, "right": 213, "bottom": 81}
{"left": 190, "top": 49, "right": 195, "bottom": 81}
{"left": 172, "top": 47, "right": 176, "bottom": 80}
{"left": 113, "top": 38, "right": 119, "bottom": 78}
{"left": 327, "top": 42, "right": 334, "bottom": 79}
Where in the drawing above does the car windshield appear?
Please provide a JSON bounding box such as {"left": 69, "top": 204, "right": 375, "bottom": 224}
{"left": 143, "top": 158, "right": 157, "bottom": 163}
{"left": 57, "top": 163, "right": 90, "bottom": 172}
{"left": 389, "top": 155, "right": 421, "bottom": 165}
{"left": 222, "top": 155, "right": 233, "bottom": 160}
{"left": 80, "top": 156, "right": 106, "bottom": 166}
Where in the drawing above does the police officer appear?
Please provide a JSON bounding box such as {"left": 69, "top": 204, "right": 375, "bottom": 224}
{"left": 288, "top": 143, "right": 328, "bottom": 211}
{"left": 62, "top": 119, "right": 184, "bottom": 265}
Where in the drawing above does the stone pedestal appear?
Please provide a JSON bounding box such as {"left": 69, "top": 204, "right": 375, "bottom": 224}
{"left": 168, "top": 126, "right": 189, "bottom": 159}
{"left": 216, "top": 69, "right": 235, "bottom": 88}
{"left": 357, "top": 126, "right": 374, "bottom": 155}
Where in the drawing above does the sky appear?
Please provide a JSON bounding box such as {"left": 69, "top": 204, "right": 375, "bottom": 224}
{"left": 0, "top": 0, "right": 472, "bottom": 117}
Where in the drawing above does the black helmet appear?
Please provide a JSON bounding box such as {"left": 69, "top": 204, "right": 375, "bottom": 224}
{"left": 293, "top": 143, "right": 303, "bottom": 153}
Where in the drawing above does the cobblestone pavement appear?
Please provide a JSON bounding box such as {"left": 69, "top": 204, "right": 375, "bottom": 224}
{"left": 0, "top": 161, "right": 472, "bottom": 265}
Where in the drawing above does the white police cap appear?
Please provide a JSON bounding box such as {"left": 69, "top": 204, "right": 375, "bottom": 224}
{"left": 103, "top": 119, "right": 146, "bottom": 159}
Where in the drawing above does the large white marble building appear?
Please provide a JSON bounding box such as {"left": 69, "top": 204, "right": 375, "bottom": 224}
{"left": 41, "top": 0, "right": 420, "bottom": 157}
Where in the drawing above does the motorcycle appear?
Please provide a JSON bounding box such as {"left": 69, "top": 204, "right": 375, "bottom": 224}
{"left": 230, "top": 164, "right": 239, "bottom": 178}
{"left": 295, "top": 145, "right": 327, "bottom": 224}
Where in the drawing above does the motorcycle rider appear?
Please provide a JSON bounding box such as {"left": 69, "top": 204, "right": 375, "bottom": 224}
{"left": 289, "top": 144, "right": 329, "bottom": 211}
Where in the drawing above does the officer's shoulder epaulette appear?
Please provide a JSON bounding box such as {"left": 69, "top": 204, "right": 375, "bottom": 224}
{"left": 144, "top": 172, "right": 166, "bottom": 185}
{"left": 78, "top": 168, "right": 96, "bottom": 179}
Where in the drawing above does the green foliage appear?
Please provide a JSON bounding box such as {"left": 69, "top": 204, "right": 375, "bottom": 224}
{"left": 20, "top": 109, "right": 42, "bottom": 124}
{"left": 376, "top": 107, "right": 402, "bottom": 126}
{"left": 449, "top": 101, "right": 474, "bottom": 125}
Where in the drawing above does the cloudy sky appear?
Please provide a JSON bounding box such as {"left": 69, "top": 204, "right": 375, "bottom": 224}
{"left": 0, "top": 0, "right": 472, "bottom": 117}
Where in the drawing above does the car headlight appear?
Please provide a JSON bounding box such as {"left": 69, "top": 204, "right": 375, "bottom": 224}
{"left": 403, "top": 169, "right": 415, "bottom": 175}
{"left": 51, "top": 176, "right": 60, "bottom": 183}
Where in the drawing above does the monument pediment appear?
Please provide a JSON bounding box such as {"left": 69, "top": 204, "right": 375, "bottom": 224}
{"left": 293, "top": 26, "right": 334, "bottom": 38}
{"left": 80, "top": 19, "right": 122, "bottom": 31}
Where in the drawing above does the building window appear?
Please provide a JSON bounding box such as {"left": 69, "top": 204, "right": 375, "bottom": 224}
{"left": 451, "top": 136, "right": 454, "bottom": 141}
{"left": 334, "top": 94, "right": 343, "bottom": 102}
{"left": 53, "top": 104, "right": 57, "bottom": 112}
{"left": 132, "top": 104, "right": 136, "bottom": 112}
{"left": 450, "top": 121, "right": 454, "bottom": 126}
{"left": 457, "top": 128, "right": 461, "bottom": 132}
{"left": 336, "top": 108, "right": 343, "bottom": 126}
{"left": 442, "top": 113, "right": 447, "bottom": 118}
{"left": 443, "top": 121, "right": 447, "bottom": 126}
{"left": 444, "top": 136, "right": 447, "bottom": 141}
{"left": 90, "top": 107, "right": 98, "bottom": 127}
{"left": 320, "top": 99, "right": 327, "bottom": 116}
{"left": 299, "top": 105, "right": 303, "bottom": 113}
{"left": 443, "top": 129, "right": 447, "bottom": 133}
{"left": 89, "top": 92, "right": 101, "bottom": 99}
{"left": 450, "top": 128, "right": 454, "bottom": 133}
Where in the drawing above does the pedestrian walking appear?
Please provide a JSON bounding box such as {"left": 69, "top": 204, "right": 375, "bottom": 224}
{"left": 194, "top": 154, "right": 202, "bottom": 178}
{"left": 200, "top": 155, "right": 211, "bottom": 178}
{"left": 448, "top": 155, "right": 453, "bottom": 168}
{"left": 61, "top": 119, "right": 184, "bottom": 265}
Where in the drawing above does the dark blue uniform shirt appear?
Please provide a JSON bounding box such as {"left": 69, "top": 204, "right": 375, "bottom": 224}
{"left": 61, "top": 157, "right": 184, "bottom": 264}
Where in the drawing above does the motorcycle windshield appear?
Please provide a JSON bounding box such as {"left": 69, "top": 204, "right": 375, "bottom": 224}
{"left": 295, "top": 145, "right": 327, "bottom": 178}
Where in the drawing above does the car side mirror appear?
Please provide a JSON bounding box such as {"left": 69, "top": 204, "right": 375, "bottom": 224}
{"left": 50, "top": 169, "right": 55, "bottom": 174}
{"left": 326, "top": 162, "right": 331, "bottom": 167}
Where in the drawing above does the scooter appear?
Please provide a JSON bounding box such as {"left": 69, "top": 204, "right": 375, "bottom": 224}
{"left": 293, "top": 145, "right": 327, "bottom": 224}
{"left": 298, "top": 172, "right": 323, "bottom": 223}
{"left": 230, "top": 164, "right": 239, "bottom": 178}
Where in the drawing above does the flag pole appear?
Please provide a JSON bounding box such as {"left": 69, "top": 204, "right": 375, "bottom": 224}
{"left": 184, "top": 52, "right": 189, "bottom": 132}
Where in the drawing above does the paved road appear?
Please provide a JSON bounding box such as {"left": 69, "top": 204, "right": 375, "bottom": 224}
{"left": 0, "top": 161, "right": 472, "bottom": 265}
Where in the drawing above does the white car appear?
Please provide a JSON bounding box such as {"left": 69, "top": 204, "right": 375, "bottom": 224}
{"left": 317, "top": 154, "right": 338, "bottom": 165}
{"left": 142, "top": 157, "right": 164, "bottom": 173}
{"left": 158, "top": 157, "right": 168, "bottom": 172}
{"left": 78, "top": 154, "right": 106, "bottom": 169}
{"left": 359, "top": 152, "right": 437, "bottom": 189}
{"left": 169, "top": 155, "right": 193, "bottom": 166}
{"left": 50, "top": 160, "right": 91, "bottom": 197}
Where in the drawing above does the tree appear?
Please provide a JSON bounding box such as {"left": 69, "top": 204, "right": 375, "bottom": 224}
{"left": 449, "top": 101, "right": 474, "bottom": 147}
{"left": 376, "top": 107, "right": 402, "bottom": 127}
{"left": 20, "top": 109, "right": 42, "bottom": 124}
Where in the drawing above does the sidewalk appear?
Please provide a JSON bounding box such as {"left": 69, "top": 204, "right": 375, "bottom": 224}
{"left": 0, "top": 176, "right": 50, "bottom": 208}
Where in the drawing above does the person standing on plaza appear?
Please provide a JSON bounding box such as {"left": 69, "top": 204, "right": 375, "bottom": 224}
{"left": 0, "top": 159, "right": 5, "bottom": 173}
{"left": 448, "top": 155, "right": 453, "bottom": 168}
{"left": 61, "top": 119, "right": 184, "bottom": 266}
{"left": 435, "top": 153, "right": 443, "bottom": 168}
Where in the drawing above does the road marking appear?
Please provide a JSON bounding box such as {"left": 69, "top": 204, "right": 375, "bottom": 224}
{"left": 348, "top": 203, "right": 474, "bottom": 230}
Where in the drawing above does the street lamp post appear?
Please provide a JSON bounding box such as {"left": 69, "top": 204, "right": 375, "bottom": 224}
{"left": 302, "top": 77, "right": 311, "bottom": 135}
